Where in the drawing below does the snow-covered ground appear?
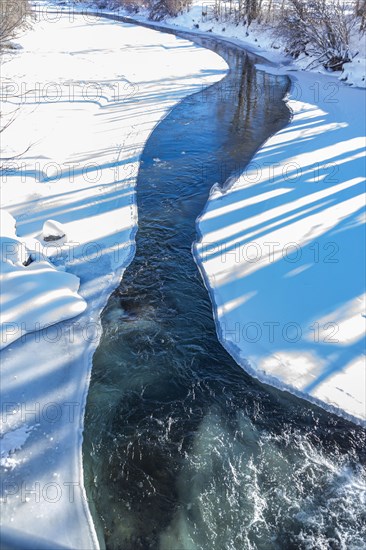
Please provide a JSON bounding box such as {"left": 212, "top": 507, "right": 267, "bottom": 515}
{"left": 0, "top": 15, "right": 227, "bottom": 547}
{"left": 195, "top": 67, "right": 366, "bottom": 425}
{"left": 165, "top": 1, "right": 366, "bottom": 88}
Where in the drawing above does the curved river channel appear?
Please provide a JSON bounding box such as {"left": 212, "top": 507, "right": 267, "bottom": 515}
{"left": 83, "top": 29, "right": 366, "bottom": 550}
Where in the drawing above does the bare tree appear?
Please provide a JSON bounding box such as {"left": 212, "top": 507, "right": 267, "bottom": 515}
{"left": 355, "top": 0, "right": 366, "bottom": 30}
{"left": 0, "top": 0, "right": 30, "bottom": 47}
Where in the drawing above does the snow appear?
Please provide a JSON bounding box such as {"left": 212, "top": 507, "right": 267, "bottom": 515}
{"left": 194, "top": 68, "right": 366, "bottom": 425}
{"left": 165, "top": 2, "right": 366, "bottom": 89}
{"left": 0, "top": 13, "right": 227, "bottom": 548}
{"left": 1, "top": 210, "right": 87, "bottom": 350}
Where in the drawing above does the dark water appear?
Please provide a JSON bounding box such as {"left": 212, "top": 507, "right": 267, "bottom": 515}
{"left": 83, "top": 35, "right": 366, "bottom": 550}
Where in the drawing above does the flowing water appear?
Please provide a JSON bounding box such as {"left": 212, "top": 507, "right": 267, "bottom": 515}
{"left": 83, "top": 33, "right": 366, "bottom": 550}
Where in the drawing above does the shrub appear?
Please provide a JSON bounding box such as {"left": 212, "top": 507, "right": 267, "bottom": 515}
{"left": 279, "top": 0, "right": 358, "bottom": 70}
{"left": 107, "top": 0, "right": 146, "bottom": 13}
{"left": 148, "top": 0, "right": 192, "bottom": 21}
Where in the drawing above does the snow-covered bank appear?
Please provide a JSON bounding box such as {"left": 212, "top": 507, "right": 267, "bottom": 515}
{"left": 35, "top": 0, "right": 366, "bottom": 88}
{"left": 0, "top": 15, "right": 227, "bottom": 547}
{"left": 165, "top": 2, "right": 366, "bottom": 89}
{"left": 1, "top": 210, "right": 87, "bottom": 349}
{"left": 195, "top": 67, "right": 366, "bottom": 426}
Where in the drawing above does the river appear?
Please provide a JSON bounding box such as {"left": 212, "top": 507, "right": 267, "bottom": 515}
{"left": 83, "top": 29, "right": 366, "bottom": 550}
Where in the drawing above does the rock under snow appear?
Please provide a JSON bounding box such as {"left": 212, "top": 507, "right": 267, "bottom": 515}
{"left": 0, "top": 211, "right": 87, "bottom": 350}
{"left": 42, "top": 219, "right": 67, "bottom": 242}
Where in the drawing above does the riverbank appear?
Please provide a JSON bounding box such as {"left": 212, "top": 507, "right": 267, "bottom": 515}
{"left": 0, "top": 15, "right": 227, "bottom": 548}
{"left": 195, "top": 66, "right": 366, "bottom": 426}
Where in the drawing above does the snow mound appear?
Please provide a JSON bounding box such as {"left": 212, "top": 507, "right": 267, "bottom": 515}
{"left": 0, "top": 210, "right": 86, "bottom": 350}
{"left": 42, "top": 219, "right": 67, "bottom": 242}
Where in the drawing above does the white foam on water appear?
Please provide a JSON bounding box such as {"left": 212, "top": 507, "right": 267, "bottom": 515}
{"left": 160, "top": 409, "right": 366, "bottom": 549}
